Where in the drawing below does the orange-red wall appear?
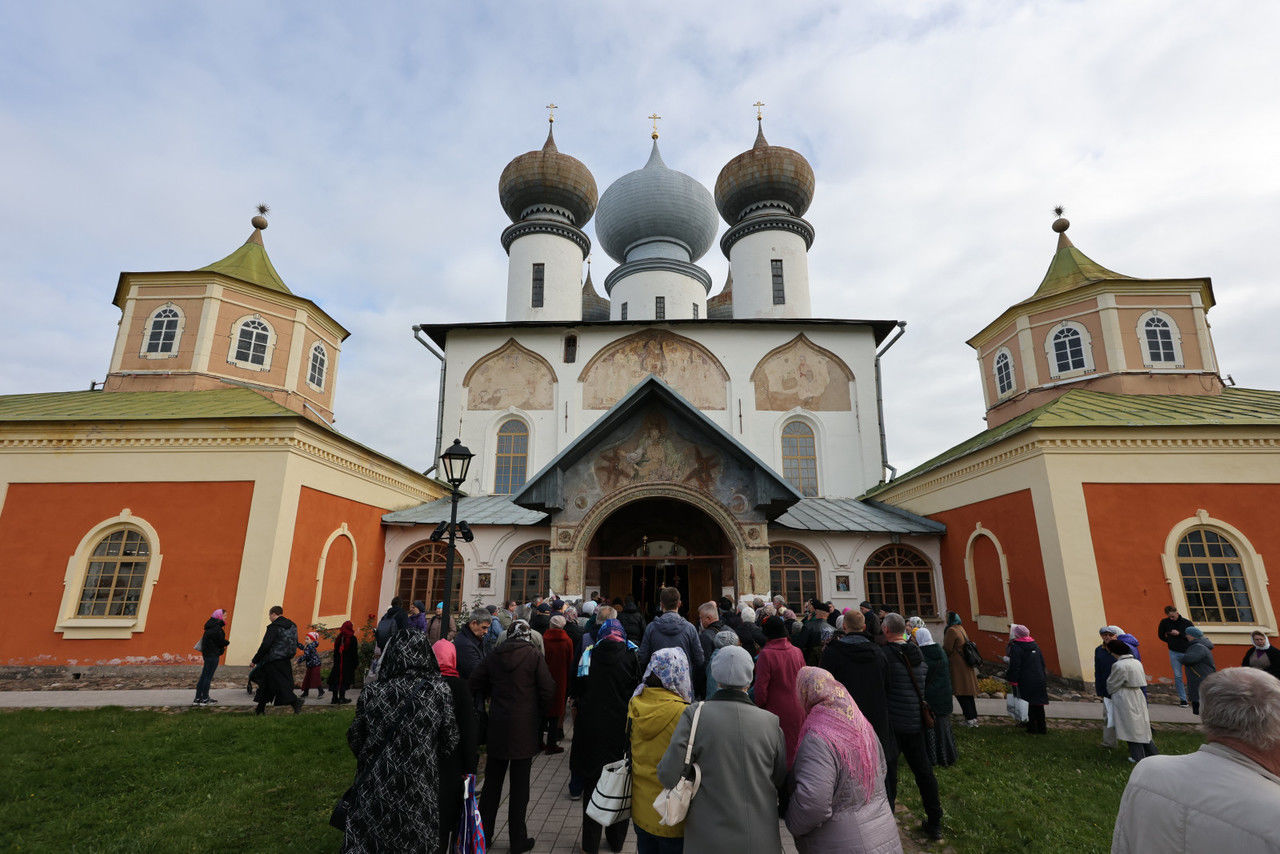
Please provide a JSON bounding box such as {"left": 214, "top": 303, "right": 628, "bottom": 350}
{"left": 282, "top": 486, "right": 389, "bottom": 635}
{"left": 929, "top": 489, "right": 1061, "bottom": 672}
{"left": 1083, "top": 482, "right": 1280, "bottom": 681}
{"left": 0, "top": 481, "right": 252, "bottom": 665}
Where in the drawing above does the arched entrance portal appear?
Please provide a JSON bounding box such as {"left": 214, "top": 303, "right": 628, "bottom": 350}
{"left": 586, "top": 498, "right": 732, "bottom": 617}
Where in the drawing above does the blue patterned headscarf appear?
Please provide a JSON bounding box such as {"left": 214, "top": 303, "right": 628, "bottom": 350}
{"left": 634, "top": 647, "right": 693, "bottom": 703}
{"left": 597, "top": 618, "right": 627, "bottom": 645}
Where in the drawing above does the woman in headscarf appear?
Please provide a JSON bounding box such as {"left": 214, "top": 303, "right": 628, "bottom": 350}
{"left": 942, "top": 611, "right": 979, "bottom": 727}
{"left": 916, "top": 629, "right": 956, "bottom": 766}
{"left": 432, "top": 639, "right": 478, "bottom": 852}
{"left": 754, "top": 616, "right": 807, "bottom": 765}
{"left": 1242, "top": 630, "right": 1280, "bottom": 678}
{"left": 407, "top": 600, "right": 428, "bottom": 632}
{"left": 1181, "top": 626, "right": 1216, "bottom": 714}
{"left": 329, "top": 620, "right": 359, "bottom": 705}
{"left": 906, "top": 616, "right": 926, "bottom": 642}
{"left": 1004, "top": 624, "right": 1048, "bottom": 734}
{"left": 785, "top": 667, "right": 901, "bottom": 854}
{"left": 342, "top": 631, "right": 460, "bottom": 853}
{"left": 705, "top": 629, "right": 741, "bottom": 697}
{"left": 1104, "top": 638, "right": 1158, "bottom": 763}
{"left": 193, "top": 607, "right": 229, "bottom": 705}
{"left": 571, "top": 618, "right": 640, "bottom": 854}
{"left": 629, "top": 648, "right": 692, "bottom": 853}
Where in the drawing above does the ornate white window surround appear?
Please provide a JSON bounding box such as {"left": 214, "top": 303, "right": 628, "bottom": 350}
{"left": 963, "top": 523, "right": 1013, "bottom": 633}
{"left": 1161, "top": 509, "right": 1275, "bottom": 642}
{"left": 1044, "top": 320, "right": 1095, "bottom": 379}
{"left": 312, "top": 523, "right": 357, "bottom": 627}
{"left": 56, "top": 509, "right": 165, "bottom": 639}
{"left": 1136, "top": 310, "right": 1185, "bottom": 368}
{"left": 993, "top": 347, "right": 1016, "bottom": 397}
{"left": 227, "top": 315, "right": 275, "bottom": 372}
{"left": 139, "top": 303, "right": 185, "bottom": 359}
{"left": 306, "top": 341, "right": 327, "bottom": 391}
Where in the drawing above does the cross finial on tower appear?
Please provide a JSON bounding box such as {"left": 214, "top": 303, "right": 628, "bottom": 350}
{"left": 754, "top": 101, "right": 766, "bottom": 122}
{"left": 546, "top": 103, "right": 558, "bottom": 124}
{"left": 649, "top": 112, "right": 662, "bottom": 140}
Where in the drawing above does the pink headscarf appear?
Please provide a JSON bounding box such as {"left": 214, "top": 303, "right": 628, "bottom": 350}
{"left": 211, "top": 609, "right": 226, "bottom": 621}
{"left": 433, "top": 639, "right": 459, "bottom": 678}
{"left": 796, "top": 667, "right": 880, "bottom": 803}
{"left": 1011, "top": 624, "right": 1035, "bottom": 642}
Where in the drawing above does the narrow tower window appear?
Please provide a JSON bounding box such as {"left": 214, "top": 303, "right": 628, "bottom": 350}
{"left": 531, "top": 263, "right": 545, "bottom": 308}
{"left": 621, "top": 302, "right": 628, "bottom": 321}
{"left": 781, "top": 420, "right": 818, "bottom": 497}
{"left": 692, "top": 303, "right": 699, "bottom": 320}
{"left": 563, "top": 334, "right": 577, "bottom": 363}
{"left": 655, "top": 296, "right": 666, "bottom": 320}
{"left": 1145, "top": 316, "right": 1176, "bottom": 363}
{"left": 771, "top": 259, "right": 785, "bottom": 305}
{"left": 994, "top": 350, "right": 1014, "bottom": 395}
{"left": 308, "top": 342, "right": 327, "bottom": 389}
{"left": 494, "top": 419, "right": 529, "bottom": 495}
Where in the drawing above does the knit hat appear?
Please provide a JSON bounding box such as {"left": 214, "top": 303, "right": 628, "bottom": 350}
{"left": 306, "top": 631, "right": 319, "bottom": 643}
{"left": 550, "top": 615, "right": 567, "bottom": 629}
{"left": 714, "top": 629, "right": 741, "bottom": 649}
{"left": 763, "top": 616, "right": 788, "bottom": 640}
{"left": 710, "top": 645, "right": 754, "bottom": 688}
{"left": 1011, "top": 624, "right": 1031, "bottom": 640}
{"left": 1186, "top": 626, "right": 1205, "bottom": 639}
{"left": 413, "top": 600, "right": 426, "bottom": 613}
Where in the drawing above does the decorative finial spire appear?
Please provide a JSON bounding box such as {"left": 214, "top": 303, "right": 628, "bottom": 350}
{"left": 1052, "top": 205, "right": 1070, "bottom": 233}
{"left": 251, "top": 203, "right": 270, "bottom": 231}
{"left": 754, "top": 100, "right": 765, "bottom": 122}
{"left": 648, "top": 112, "right": 662, "bottom": 140}
{"left": 546, "top": 102, "right": 557, "bottom": 124}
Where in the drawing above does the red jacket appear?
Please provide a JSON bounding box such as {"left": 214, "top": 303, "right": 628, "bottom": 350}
{"left": 754, "top": 637, "right": 806, "bottom": 765}
{"left": 542, "top": 627, "right": 575, "bottom": 717}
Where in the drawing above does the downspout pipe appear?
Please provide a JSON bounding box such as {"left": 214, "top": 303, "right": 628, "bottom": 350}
{"left": 875, "top": 321, "right": 907, "bottom": 483}
{"left": 412, "top": 325, "right": 447, "bottom": 473}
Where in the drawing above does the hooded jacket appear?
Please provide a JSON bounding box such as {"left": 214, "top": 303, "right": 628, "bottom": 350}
{"left": 570, "top": 638, "right": 640, "bottom": 778}
{"left": 628, "top": 687, "right": 689, "bottom": 838}
{"left": 468, "top": 638, "right": 554, "bottom": 760}
{"left": 638, "top": 611, "right": 705, "bottom": 671}
{"left": 200, "top": 617, "right": 228, "bottom": 658}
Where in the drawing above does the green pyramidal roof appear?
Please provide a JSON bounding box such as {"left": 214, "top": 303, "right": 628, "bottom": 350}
{"left": 197, "top": 229, "right": 291, "bottom": 294}
{"left": 1025, "top": 230, "right": 1130, "bottom": 301}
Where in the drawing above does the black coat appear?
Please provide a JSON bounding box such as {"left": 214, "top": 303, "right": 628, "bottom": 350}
{"left": 884, "top": 640, "right": 929, "bottom": 734}
{"left": 469, "top": 639, "right": 554, "bottom": 760}
{"left": 569, "top": 639, "right": 640, "bottom": 778}
{"left": 821, "top": 634, "right": 896, "bottom": 758}
{"left": 200, "top": 618, "right": 228, "bottom": 658}
{"left": 439, "top": 674, "right": 479, "bottom": 841}
{"left": 330, "top": 633, "right": 359, "bottom": 690}
{"left": 253, "top": 616, "right": 298, "bottom": 663}
{"left": 452, "top": 628, "right": 485, "bottom": 681}
{"left": 619, "top": 605, "right": 647, "bottom": 643}
{"left": 1005, "top": 639, "right": 1049, "bottom": 705}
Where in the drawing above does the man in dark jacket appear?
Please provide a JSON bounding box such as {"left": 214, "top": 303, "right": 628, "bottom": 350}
{"left": 883, "top": 612, "right": 943, "bottom": 839}
{"left": 637, "top": 587, "right": 705, "bottom": 676}
{"left": 820, "top": 610, "right": 895, "bottom": 761}
{"left": 1157, "top": 605, "right": 1194, "bottom": 706}
{"left": 454, "top": 607, "right": 489, "bottom": 680}
{"left": 251, "top": 605, "right": 302, "bottom": 715}
{"left": 375, "top": 597, "right": 409, "bottom": 649}
{"left": 619, "top": 597, "right": 647, "bottom": 643}
{"left": 860, "top": 601, "right": 885, "bottom": 645}
{"left": 796, "top": 598, "right": 834, "bottom": 665}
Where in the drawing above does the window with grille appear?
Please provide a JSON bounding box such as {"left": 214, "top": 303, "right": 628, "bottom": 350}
{"left": 531, "top": 263, "right": 545, "bottom": 308}
{"left": 1144, "top": 316, "right": 1177, "bottom": 363}
{"left": 692, "top": 303, "right": 698, "bottom": 319}
{"left": 781, "top": 421, "right": 818, "bottom": 497}
{"left": 771, "top": 259, "right": 785, "bottom": 305}
{"left": 994, "top": 350, "right": 1014, "bottom": 395}
{"left": 507, "top": 542, "right": 551, "bottom": 605}
{"left": 621, "top": 302, "right": 628, "bottom": 321}
{"left": 145, "top": 307, "right": 181, "bottom": 354}
{"left": 494, "top": 419, "right": 529, "bottom": 495}
{"left": 397, "top": 542, "right": 463, "bottom": 608}
{"left": 76, "top": 528, "right": 150, "bottom": 617}
{"left": 307, "top": 342, "right": 327, "bottom": 389}
{"left": 564, "top": 335, "right": 577, "bottom": 363}
{"left": 1177, "top": 528, "right": 1254, "bottom": 624}
{"left": 233, "top": 318, "right": 271, "bottom": 366}
{"left": 770, "top": 544, "right": 819, "bottom": 609}
{"left": 864, "top": 545, "right": 935, "bottom": 618}
{"left": 655, "top": 296, "right": 665, "bottom": 320}
{"left": 1051, "top": 325, "right": 1087, "bottom": 373}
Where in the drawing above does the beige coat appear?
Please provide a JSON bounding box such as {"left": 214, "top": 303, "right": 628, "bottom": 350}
{"left": 943, "top": 625, "right": 979, "bottom": 696}
{"left": 1105, "top": 656, "right": 1152, "bottom": 744}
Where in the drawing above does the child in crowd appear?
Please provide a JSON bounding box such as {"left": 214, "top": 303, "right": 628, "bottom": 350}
{"left": 298, "top": 631, "right": 325, "bottom": 698}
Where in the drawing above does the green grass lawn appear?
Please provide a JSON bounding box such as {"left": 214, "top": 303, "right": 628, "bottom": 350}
{"left": 0, "top": 709, "right": 1203, "bottom": 853}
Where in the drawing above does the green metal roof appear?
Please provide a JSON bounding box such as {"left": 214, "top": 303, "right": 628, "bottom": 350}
{"left": 0, "top": 388, "right": 300, "bottom": 422}
{"left": 868, "top": 387, "right": 1280, "bottom": 496}
{"left": 1024, "top": 231, "right": 1131, "bottom": 302}
{"left": 196, "top": 230, "right": 291, "bottom": 294}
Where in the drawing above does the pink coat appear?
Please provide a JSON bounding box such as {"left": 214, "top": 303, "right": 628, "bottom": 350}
{"left": 754, "top": 637, "right": 807, "bottom": 765}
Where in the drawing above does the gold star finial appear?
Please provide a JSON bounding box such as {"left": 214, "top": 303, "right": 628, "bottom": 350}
{"left": 546, "top": 103, "right": 558, "bottom": 124}
{"left": 648, "top": 112, "right": 662, "bottom": 140}
{"left": 754, "top": 101, "right": 765, "bottom": 121}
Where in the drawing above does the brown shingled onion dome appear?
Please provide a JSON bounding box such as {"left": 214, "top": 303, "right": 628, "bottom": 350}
{"left": 498, "top": 129, "right": 598, "bottom": 226}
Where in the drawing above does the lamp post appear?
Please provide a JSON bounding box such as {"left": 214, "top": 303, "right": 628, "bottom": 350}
{"left": 437, "top": 438, "right": 474, "bottom": 641}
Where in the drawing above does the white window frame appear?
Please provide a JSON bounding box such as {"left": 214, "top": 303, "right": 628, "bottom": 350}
{"left": 1044, "top": 320, "right": 1095, "bottom": 378}
{"left": 964, "top": 523, "right": 1014, "bottom": 633}
{"left": 56, "top": 510, "right": 165, "bottom": 639}
{"left": 313, "top": 523, "right": 358, "bottom": 627}
{"left": 227, "top": 315, "right": 276, "bottom": 371}
{"left": 138, "top": 303, "right": 185, "bottom": 359}
{"left": 1136, "top": 310, "right": 1185, "bottom": 368}
{"left": 1160, "top": 509, "right": 1276, "bottom": 643}
{"left": 306, "top": 341, "right": 327, "bottom": 391}
{"left": 993, "top": 347, "right": 1016, "bottom": 397}
{"left": 493, "top": 414, "right": 531, "bottom": 496}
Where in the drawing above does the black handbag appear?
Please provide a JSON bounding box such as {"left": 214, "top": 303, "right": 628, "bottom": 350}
{"left": 329, "top": 787, "right": 353, "bottom": 830}
{"left": 961, "top": 640, "right": 984, "bottom": 668}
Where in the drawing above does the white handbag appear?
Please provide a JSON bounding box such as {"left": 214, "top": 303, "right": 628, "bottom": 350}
{"left": 653, "top": 701, "right": 703, "bottom": 826}
{"left": 585, "top": 756, "right": 632, "bottom": 827}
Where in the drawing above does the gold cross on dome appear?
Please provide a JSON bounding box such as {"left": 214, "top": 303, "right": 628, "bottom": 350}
{"left": 649, "top": 112, "right": 662, "bottom": 139}
{"left": 754, "top": 100, "right": 765, "bottom": 121}
{"left": 546, "top": 103, "right": 558, "bottom": 123}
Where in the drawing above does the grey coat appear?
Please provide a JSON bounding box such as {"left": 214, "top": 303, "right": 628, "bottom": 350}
{"left": 658, "top": 691, "right": 787, "bottom": 854}
{"left": 785, "top": 733, "right": 902, "bottom": 854}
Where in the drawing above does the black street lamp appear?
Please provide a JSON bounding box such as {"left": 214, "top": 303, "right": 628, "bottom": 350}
{"left": 435, "top": 438, "right": 473, "bottom": 641}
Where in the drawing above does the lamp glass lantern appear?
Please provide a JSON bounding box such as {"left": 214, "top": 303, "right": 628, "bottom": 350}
{"left": 440, "top": 439, "right": 474, "bottom": 487}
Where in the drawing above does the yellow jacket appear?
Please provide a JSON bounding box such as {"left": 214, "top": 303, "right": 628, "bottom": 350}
{"left": 628, "top": 686, "right": 689, "bottom": 837}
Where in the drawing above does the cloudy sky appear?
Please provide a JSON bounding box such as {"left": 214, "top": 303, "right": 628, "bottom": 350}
{"left": 2, "top": 1, "right": 1278, "bottom": 476}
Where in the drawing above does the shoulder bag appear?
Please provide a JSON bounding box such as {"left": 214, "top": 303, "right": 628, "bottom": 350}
{"left": 894, "top": 645, "right": 936, "bottom": 729}
{"left": 654, "top": 701, "right": 703, "bottom": 826}
{"left": 961, "top": 640, "right": 984, "bottom": 668}
{"left": 586, "top": 720, "right": 632, "bottom": 827}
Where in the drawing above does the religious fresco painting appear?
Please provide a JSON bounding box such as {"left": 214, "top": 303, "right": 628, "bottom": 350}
{"left": 579, "top": 330, "right": 729, "bottom": 410}
{"left": 464, "top": 338, "right": 556, "bottom": 410}
{"left": 751, "top": 334, "right": 854, "bottom": 411}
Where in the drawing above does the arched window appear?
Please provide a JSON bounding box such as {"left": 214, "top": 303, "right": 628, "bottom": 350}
{"left": 494, "top": 419, "right": 529, "bottom": 495}
{"left": 781, "top": 421, "right": 818, "bottom": 497}
{"left": 770, "top": 544, "right": 820, "bottom": 609}
{"left": 1050, "top": 324, "right": 1088, "bottom": 374}
{"left": 231, "top": 317, "right": 272, "bottom": 368}
{"left": 144, "top": 306, "right": 182, "bottom": 355}
{"left": 396, "top": 542, "right": 463, "bottom": 608}
{"left": 76, "top": 527, "right": 151, "bottom": 617}
{"left": 1139, "top": 311, "right": 1183, "bottom": 367}
{"left": 507, "top": 542, "right": 551, "bottom": 604}
{"left": 994, "top": 349, "right": 1015, "bottom": 396}
{"left": 864, "top": 545, "right": 935, "bottom": 618}
{"left": 307, "top": 342, "right": 327, "bottom": 389}
{"left": 1176, "top": 528, "right": 1255, "bottom": 624}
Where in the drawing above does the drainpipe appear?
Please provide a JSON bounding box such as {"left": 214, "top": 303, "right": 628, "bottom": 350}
{"left": 412, "top": 325, "right": 447, "bottom": 469}
{"left": 875, "top": 321, "right": 907, "bottom": 483}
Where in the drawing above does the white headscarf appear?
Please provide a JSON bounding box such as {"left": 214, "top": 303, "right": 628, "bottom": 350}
{"left": 915, "top": 628, "right": 936, "bottom": 647}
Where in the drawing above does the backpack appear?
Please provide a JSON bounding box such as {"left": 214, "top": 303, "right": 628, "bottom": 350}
{"left": 374, "top": 613, "right": 397, "bottom": 649}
